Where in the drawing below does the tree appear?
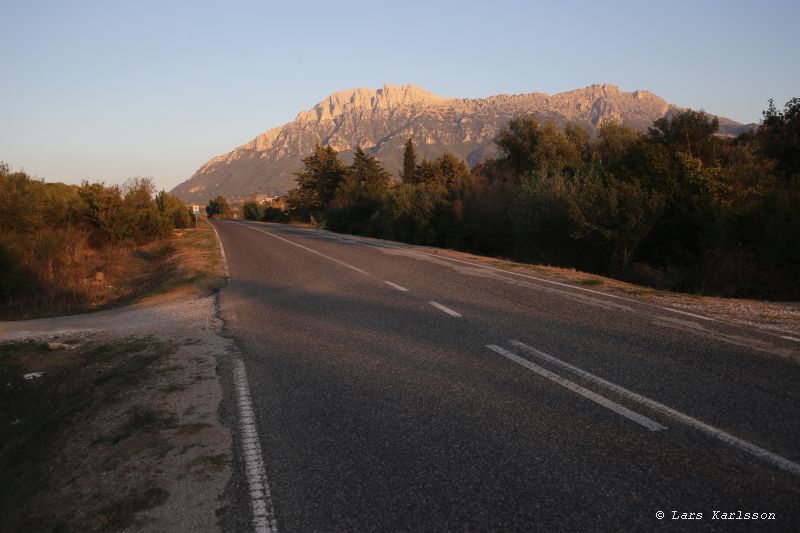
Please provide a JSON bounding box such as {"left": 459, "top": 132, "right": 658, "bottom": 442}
{"left": 206, "top": 195, "right": 231, "bottom": 218}
{"left": 570, "top": 170, "right": 665, "bottom": 273}
{"left": 493, "top": 117, "right": 585, "bottom": 179}
{"left": 415, "top": 153, "right": 470, "bottom": 188}
{"left": 648, "top": 109, "right": 720, "bottom": 164}
{"left": 401, "top": 138, "right": 417, "bottom": 184}
{"left": 592, "top": 123, "right": 644, "bottom": 180}
{"left": 156, "top": 190, "right": 191, "bottom": 228}
{"left": 325, "top": 147, "right": 390, "bottom": 235}
{"left": 78, "top": 181, "right": 127, "bottom": 244}
{"left": 435, "top": 152, "right": 470, "bottom": 189}
{"left": 758, "top": 97, "right": 800, "bottom": 183}
{"left": 286, "top": 145, "right": 347, "bottom": 222}
{"left": 350, "top": 146, "right": 390, "bottom": 187}
{"left": 242, "top": 201, "right": 262, "bottom": 221}
{"left": 120, "top": 177, "right": 171, "bottom": 242}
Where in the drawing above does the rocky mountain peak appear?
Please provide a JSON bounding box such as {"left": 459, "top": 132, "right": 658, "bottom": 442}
{"left": 295, "top": 84, "right": 447, "bottom": 123}
{"left": 172, "top": 84, "right": 749, "bottom": 204}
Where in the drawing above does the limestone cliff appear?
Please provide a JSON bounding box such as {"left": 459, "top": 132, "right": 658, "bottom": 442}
{"left": 171, "top": 83, "right": 750, "bottom": 203}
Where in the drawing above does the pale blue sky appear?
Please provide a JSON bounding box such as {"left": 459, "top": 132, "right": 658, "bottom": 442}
{"left": 1, "top": 0, "right": 798, "bottom": 190}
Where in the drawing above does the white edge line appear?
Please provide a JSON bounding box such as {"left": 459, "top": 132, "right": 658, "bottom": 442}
{"left": 243, "top": 224, "right": 370, "bottom": 276}
{"left": 233, "top": 358, "right": 279, "bottom": 533}
{"left": 429, "top": 301, "right": 462, "bottom": 317}
{"left": 487, "top": 345, "right": 665, "bottom": 431}
{"left": 385, "top": 281, "right": 409, "bottom": 292}
{"left": 658, "top": 307, "right": 714, "bottom": 321}
{"left": 244, "top": 223, "right": 628, "bottom": 302}
{"left": 780, "top": 335, "right": 800, "bottom": 343}
{"left": 210, "top": 222, "right": 230, "bottom": 278}
{"left": 273, "top": 224, "right": 724, "bottom": 321}
{"left": 509, "top": 340, "right": 800, "bottom": 476}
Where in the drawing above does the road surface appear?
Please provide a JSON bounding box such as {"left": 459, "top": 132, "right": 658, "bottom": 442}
{"left": 213, "top": 220, "right": 800, "bottom": 532}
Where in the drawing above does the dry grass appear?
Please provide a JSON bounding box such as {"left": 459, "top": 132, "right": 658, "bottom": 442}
{"left": 0, "top": 220, "right": 224, "bottom": 320}
{"left": 136, "top": 220, "right": 225, "bottom": 300}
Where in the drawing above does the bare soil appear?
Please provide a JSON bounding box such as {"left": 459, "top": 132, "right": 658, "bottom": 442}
{"left": 0, "top": 221, "right": 233, "bottom": 532}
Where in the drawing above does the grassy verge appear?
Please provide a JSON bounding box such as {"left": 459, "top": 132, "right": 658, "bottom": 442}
{"left": 0, "top": 220, "right": 224, "bottom": 320}
{"left": 133, "top": 219, "right": 225, "bottom": 301}
{"left": 0, "top": 337, "right": 175, "bottom": 532}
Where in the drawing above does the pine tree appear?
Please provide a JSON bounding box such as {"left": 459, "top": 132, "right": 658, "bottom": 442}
{"left": 287, "top": 145, "right": 347, "bottom": 222}
{"left": 401, "top": 138, "right": 417, "bottom": 184}
{"left": 351, "top": 147, "right": 390, "bottom": 186}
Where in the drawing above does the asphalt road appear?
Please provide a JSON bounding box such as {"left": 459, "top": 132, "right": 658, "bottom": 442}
{"left": 213, "top": 220, "right": 800, "bottom": 532}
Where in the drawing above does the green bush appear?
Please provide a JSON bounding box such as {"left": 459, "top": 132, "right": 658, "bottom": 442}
{"left": 280, "top": 101, "right": 800, "bottom": 300}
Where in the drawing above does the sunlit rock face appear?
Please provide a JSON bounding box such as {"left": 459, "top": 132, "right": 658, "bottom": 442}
{"left": 171, "top": 83, "right": 750, "bottom": 203}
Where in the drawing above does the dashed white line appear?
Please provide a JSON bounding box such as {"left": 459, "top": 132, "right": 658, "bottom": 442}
{"left": 244, "top": 224, "right": 371, "bottom": 276}
{"left": 487, "top": 344, "right": 666, "bottom": 431}
{"left": 429, "top": 301, "right": 462, "bottom": 317}
{"left": 233, "top": 358, "right": 279, "bottom": 533}
{"left": 277, "top": 226, "right": 800, "bottom": 346}
{"left": 508, "top": 340, "right": 800, "bottom": 476}
{"left": 384, "top": 281, "right": 409, "bottom": 292}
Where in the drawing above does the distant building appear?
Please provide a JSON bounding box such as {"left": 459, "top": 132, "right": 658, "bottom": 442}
{"left": 242, "top": 193, "right": 281, "bottom": 206}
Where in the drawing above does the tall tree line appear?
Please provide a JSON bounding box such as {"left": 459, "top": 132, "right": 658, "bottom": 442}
{"left": 247, "top": 98, "right": 800, "bottom": 300}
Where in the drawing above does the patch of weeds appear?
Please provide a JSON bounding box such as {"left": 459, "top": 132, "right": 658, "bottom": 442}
{"left": 579, "top": 278, "right": 603, "bottom": 286}
{"left": 621, "top": 287, "right": 648, "bottom": 296}
{"left": 179, "top": 443, "right": 203, "bottom": 455}
{"left": 0, "top": 339, "right": 166, "bottom": 528}
{"left": 86, "top": 338, "right": 174, "bottom": 397}
{"left": 487, "top": 259, "right": 516, "bottom": 269}
{"left": 161, "top": 383, "right": 187, "bottom": 395}
{"left": 109, "top": 406, "right": 178, "bottom": 444}
{"left": 175, "top": 422, "right": 212, "bottom": 435}
{"left": 0, "top": 341, "right": 80, "bottom": 528}
{"left": 187, "top": 454, "right": 229, "bottom": 473}
{"left": 134, "top": 242, "right": 176, "bottom": 261}
{"left": 0, "top": 340, "right": 50, "bottom": 359}
{"left": 99, "top": 484, "right": 169, "bottom": 531}
{"left": 149, "top": 439, "right": 176, "bottom": 461}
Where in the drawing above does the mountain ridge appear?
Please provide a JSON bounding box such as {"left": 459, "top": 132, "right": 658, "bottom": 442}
{"left": 172, "top": 83, "right": 752, "bottom": 203}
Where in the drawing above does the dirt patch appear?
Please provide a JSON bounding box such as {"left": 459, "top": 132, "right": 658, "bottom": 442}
{"left": 0, "top": 217, "right": 233, "bottom": 533}
{"left": 0, "top": 309, "right": 233, "bottom": 533}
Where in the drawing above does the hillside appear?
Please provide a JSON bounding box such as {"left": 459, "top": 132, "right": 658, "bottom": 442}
{"left": 171, "top": 84, "right": 752, "bottom": 203}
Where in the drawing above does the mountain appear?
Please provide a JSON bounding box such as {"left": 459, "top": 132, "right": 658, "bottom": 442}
{"left": 171, "top": 84, "right": 753, "bottom": 203}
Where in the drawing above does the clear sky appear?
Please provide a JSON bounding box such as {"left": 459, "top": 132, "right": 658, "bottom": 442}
{"left": 1, "top": 0, "right": 798, "bottom": 191}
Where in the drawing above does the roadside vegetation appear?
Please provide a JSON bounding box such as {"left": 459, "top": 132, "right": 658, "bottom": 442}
{"left": 205, "top": 195, "right": 232, "bottom": 218}
{"left": 0, "top": 337, "right": 175, "bottom": 532}
{"left": 244, "top": 98, "right": 800, "bottom": 300}
{"left": 0, "top": 170, "right": 222, "bottom": 319}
